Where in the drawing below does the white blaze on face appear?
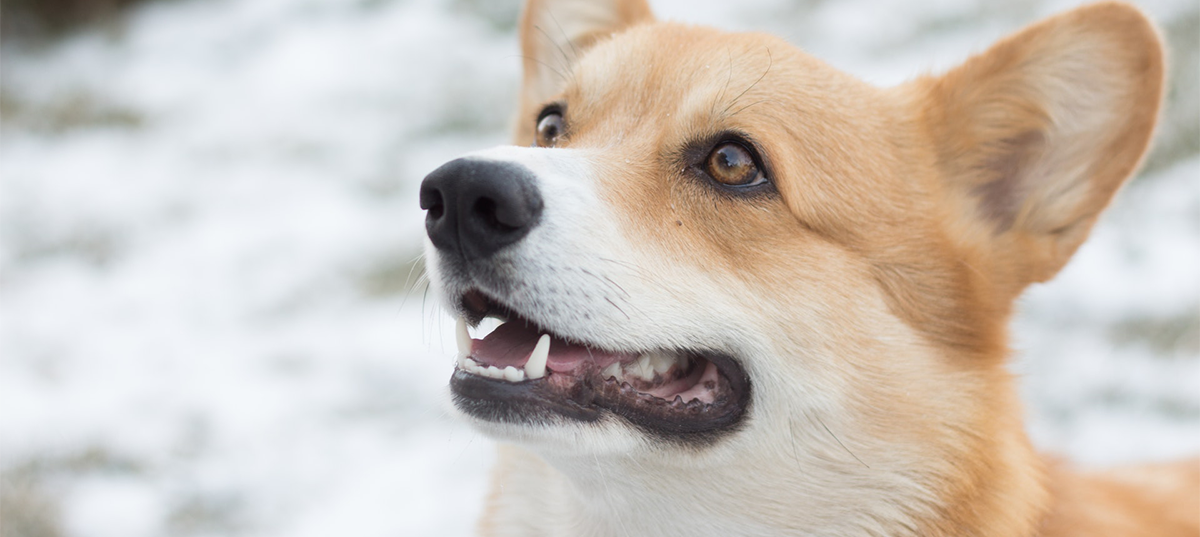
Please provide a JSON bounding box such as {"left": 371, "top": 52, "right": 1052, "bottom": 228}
{"left": 460, "top": 145, "right": 610, "bottom": 255}
{"left": 426, "top": 145, "right": 759, "bottom": 360}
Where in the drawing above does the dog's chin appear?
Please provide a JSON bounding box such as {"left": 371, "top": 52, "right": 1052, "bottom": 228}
{"left": 447, "top": 289, "right": 752, "bottom": 445}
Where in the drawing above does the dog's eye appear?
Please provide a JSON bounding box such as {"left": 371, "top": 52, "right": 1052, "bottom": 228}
{"left": 704, "top": 142, "right": 765, "bottom": 187}
{"left": 535, "top": 112, "right": 564, "bottom": 147}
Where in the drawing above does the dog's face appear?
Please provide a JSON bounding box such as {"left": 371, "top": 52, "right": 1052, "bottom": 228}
{"left": 420, "top": 0, "right": 1162, "bottom": 493}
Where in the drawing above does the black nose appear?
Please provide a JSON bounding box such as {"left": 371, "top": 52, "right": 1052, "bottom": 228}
{"left": 419, "top": 158, "right": 544, "bottom": 259}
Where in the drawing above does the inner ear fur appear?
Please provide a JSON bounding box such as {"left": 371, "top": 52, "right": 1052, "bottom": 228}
{"left": 918, "top": 2, "right": 1164, "bottom": 295}
{"left": 515, "top": 0, "right": 654, "bottom": 143}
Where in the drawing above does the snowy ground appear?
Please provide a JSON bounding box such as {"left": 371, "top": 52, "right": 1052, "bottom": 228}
{"left": 1, "top": 0, "right": 1197, "bottom": 536}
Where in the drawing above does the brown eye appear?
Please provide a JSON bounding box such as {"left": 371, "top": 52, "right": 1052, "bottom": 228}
{"left": 535, "top": 112, "right": 564, "bottom": 147}
{"left": 705, "top": 142, "right": 765, "bottom": 187}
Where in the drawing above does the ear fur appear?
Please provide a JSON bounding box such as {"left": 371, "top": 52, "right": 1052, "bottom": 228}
{"left": 920, "top": 2, "right": 1165, "bottom": 295}
{"left": 515, "top": 0, "right": 654, "bottom": 142}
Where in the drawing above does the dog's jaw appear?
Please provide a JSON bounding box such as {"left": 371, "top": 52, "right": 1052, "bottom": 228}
{"left": 475, "top": 385, "right": 1044, "bottom": 537}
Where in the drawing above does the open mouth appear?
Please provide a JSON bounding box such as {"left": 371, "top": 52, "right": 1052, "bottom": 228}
{"left": 449, "top": 290, "right": 751, "bottom": 439}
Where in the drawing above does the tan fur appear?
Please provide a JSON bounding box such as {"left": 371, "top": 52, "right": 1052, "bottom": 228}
{"left": 470, "top": 1, "right": 1196, "bottom": 535}
{"left": 1041, "top": 459, "right": 1200, "bottom": 536}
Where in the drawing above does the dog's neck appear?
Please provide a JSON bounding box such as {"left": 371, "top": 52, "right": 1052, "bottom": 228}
{"left": 483, "top": 402, "right": 1049, "bottom": 537}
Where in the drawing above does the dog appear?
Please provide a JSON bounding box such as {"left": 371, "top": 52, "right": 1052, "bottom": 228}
{"left": 418, "top": 0, "right": 1199, "bottom": 535}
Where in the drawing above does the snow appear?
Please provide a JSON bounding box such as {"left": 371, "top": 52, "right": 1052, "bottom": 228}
{"left": 1, "top": 0, "right": 1196, "bottom": 535}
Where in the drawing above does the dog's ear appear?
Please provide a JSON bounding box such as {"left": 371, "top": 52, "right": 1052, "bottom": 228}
{"left": 515, "top": 0, "right": 654, "bottom": 142}
{"left": 919, "top": 2, "right": 1164, "bottom": 297}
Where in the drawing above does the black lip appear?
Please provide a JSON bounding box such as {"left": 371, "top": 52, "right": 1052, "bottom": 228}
{"left": 450, "top": 351, "right": 752, "bottom": 444}
{"left": 450, "top": 370, "right": 602, "bottom": 425}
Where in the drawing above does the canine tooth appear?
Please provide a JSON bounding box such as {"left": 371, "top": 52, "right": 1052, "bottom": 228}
{"left": 601, "top": 362, "right": 622, "bottom": 381}
{"left": 503, "top": 366, "right": 524, "bottom": 382}
{"left": 456, "top": 317, "right": 472, "bottom": 357}
{"left": 525, "top": 334, "right": 551, "bottom": 380}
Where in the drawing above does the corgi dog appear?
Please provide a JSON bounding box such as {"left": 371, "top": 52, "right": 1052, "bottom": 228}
{"left": 418, "top": 0, "right": 1199, "bottom": 535}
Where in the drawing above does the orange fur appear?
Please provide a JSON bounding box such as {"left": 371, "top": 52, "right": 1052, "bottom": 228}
{"left": 467, "top": 1, "right": 1197, "bottom": 535}
{"left": 1041, "top": 458, "right": 1200, "bottom": 536}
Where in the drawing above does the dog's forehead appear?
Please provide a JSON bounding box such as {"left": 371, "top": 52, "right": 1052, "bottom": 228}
{"left": 568, "top": 24, "right": 790, "bottom": 124}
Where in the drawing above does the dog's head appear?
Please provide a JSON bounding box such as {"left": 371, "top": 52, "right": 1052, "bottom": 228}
{"left": 420, "top": 0, "right": 1162, "bottom": 501}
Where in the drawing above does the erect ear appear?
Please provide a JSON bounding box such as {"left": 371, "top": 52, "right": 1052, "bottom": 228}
{"left": 920, "top": 2, "right": 1164, "bottom": 297}
{"left": 514, "top": 0, "right": 654, "bottom": 142}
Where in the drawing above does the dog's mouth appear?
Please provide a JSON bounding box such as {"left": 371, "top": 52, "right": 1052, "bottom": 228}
{"left": 449, "top": 290, "right": 750, "bottom": 439}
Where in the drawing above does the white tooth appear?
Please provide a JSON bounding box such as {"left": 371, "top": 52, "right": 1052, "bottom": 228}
{"left": 637, "top": 355, "right": 654, "bottom": 380}
{"left": 525, "top": 334, "right": 551, "bottom": 380}
{"left": 601, "top": 362, "right": 622, "bottom": 380}
{"left": 622, "top": 361, "right": 639, "bottom": 379}
{"left": 456, "top": 317, "right": 472, "bottom": 358}
{"left": 624, "top": 355, "right": 654, "bottom": 382}
{"left": 503, "top": 366, "right": 525, "bottom": 382}
{"left": 486, "top": 365, "right": 504, "bottom": 379}
{"left": 457, "top": 354, "right": 468, "bottom": 369}
{"left": 646, "top": 352, "right": 674, "bottom": 374}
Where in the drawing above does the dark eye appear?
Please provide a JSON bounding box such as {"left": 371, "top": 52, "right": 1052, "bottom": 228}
{"left": 704, "top": 142, "right": 766, "bottom": 187}
{"left": 535, "top": 111, "right": 564, "bottom": 147}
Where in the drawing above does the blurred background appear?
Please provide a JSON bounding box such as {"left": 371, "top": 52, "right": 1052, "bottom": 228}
{"left": 0, "top": 0, "right": 1196, "bottom": 535}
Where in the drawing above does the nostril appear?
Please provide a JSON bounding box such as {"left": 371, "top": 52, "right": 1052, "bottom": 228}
{"left": 425, "top": 190, "right": 445, "bottom": 220}
{"left": 473, "top": 197, "right": 519, "bottom": 233}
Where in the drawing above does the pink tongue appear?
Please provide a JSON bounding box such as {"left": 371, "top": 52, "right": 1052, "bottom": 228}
{"left": 471, "top": 321, "right": 634, "bottom": 372}
{"left": 471, "top": 321, "right": 539, "bottom": 369}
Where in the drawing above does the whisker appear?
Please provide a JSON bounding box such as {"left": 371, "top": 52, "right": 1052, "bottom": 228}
{"left": 398, "top": 253, "right": 428, "bottom": 310}
{"left": 817, "top": 417, "right": 870, "bottom": 468}
{"left": 546, "top": 10, "right": 581, "bottom": 61}
{"left": 580, "top": 267, "right": 631, "bottom": 299}
{"left": 788, "top": 419, "right": 805, "bottom": 468}
{"left": 533, "top": 24, "right": 574, "bottom": 75}
{"left": 728, "top": 98, "right": 774, "bottom": 118}
{"left": 722, "top": 47, "right": 773, "bottom": 117}
{"left": 422, "top": 280, "right": 433, "bottom": 343}
{"left": 605, "top": 297, "right": 631, "bottom": 321}
{"left": 712, "top": 48, "right": 735, "bottom": 120}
